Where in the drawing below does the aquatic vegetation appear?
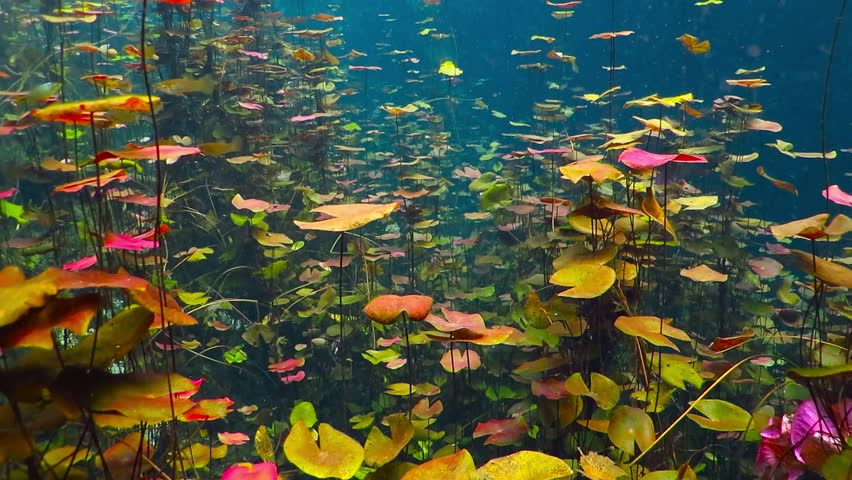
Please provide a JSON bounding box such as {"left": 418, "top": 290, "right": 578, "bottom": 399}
{"left": 0, "top": 0, "right": 849, "bottom": 479}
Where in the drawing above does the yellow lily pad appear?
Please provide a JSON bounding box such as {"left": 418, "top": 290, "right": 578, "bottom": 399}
{"left": 283, "top": 421, "right": 364, "bottom": 479}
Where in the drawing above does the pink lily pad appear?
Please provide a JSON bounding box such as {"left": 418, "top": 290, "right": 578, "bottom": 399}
{"left": 823, "top": 185, "right": 852, "bottom": 207}
{"left": 63, "top": 255, "right": 98, "bottom": 271}
{"left": 617, "top": 147, "right": 707, "bottom": 170}
{"left": 104, "top": 233, "right": 158, "bottom": 251}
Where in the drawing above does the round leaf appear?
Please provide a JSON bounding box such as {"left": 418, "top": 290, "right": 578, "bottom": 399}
{"left": 283, "top": 421, "right": 364, "bottom": 479}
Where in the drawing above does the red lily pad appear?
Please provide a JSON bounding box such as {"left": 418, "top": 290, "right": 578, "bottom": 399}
{"left": 473, "top": 417, "right": 529, "bottom": 446}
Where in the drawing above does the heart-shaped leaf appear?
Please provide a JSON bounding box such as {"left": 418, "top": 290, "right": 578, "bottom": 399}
{"left": 283, "top": 421, "right": 364, "bottom": 479}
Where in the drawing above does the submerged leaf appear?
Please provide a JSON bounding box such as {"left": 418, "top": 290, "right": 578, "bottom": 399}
{"left": 295, "top": 203, "right": 399, "bottom": 232}
{"left": 787, "top": 249, "right": 852, "bottom": 288}
{"left": 686, "top": 399, "right": 752, "bottom": 431}
{"left": 608, "top": 406, "right": 656, "bottom": 456}
{"left": 550, "top": 264, "right": 616, "bottom": 298}
{"left": 614, "top": 316, "right": 690, "bottom": 351}
{"left": 476, "top": 450, "right": 573, "bottom": 480}
{"left": 579, "top": 451, "right": 628, "bottom": 480}
{"left": 363, "top": 295, "right": 433, "bottom": 325}
{"left": 364, "top": 413, "right": 415, "bottom": 467}
{"left": 401, "top": 449, "right": 475, "bottom": 480}
{"left": 283, "top": 421, "right": 364, "bottom": 479}
{"left": 473, "top": 417, "right": 528, "bottom": 446}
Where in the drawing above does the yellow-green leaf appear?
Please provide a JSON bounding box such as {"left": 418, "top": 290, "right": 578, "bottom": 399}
{"left": 686, "top": 399, "right": 752, "bottom": 431}
{"left": 550, "top": 264, "right": 616, "bottom": 299}
{"left": 364, "top": 413, "right": 415, "bottom": 467}
{"left": 252, "top": 424, "right": 273, "bottom": 459}
{"left": 608, "top": 406, "right": 655, "bottom": 456}
{"left": 283, "top": 421, "right": 364, "bottom": 479}
{"left": 476, "top": 450, "right": 573, "bottom": 480}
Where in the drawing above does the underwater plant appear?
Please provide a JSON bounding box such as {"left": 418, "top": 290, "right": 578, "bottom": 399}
{"left": 0, "top": 0, "right": 850, "bottom": 479}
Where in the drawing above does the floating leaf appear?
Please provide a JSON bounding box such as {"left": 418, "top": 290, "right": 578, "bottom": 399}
{"left": 283, "top": 421, "right": 364, "bottom": 479}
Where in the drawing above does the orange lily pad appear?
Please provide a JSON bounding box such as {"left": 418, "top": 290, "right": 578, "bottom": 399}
{"left": 787, "top": 249, "right": 852, "bottom": 288}
{"left": 641, "top": 187, "right": 678, "bottom": 243}
{"left": 0, "top": 294, "right": 100, "bottom": 349}
{"left": 680, "top": 265, "right": 728, "bottom": 282}
{"left": 401, "top": 449, "right": 475, "bottom": 480}
{"left": 32, "top": 95, "right": 160, "bottom": 122}
{"left": 440, "top": 349, "right": 481, "bottom": 372}
{"left": 53, "top": 169, "right": 129, "bottom": 193}
{"left": 363, "top": 295, "right": 433, "bottom": 325}
{"left": 770, "top": 214, "right": 829, "bottom": 240}
{"left": 0, "top": 267, "right": 146, "bottom": 329}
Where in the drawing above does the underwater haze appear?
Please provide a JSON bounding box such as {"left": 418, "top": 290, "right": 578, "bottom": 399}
{"left": 0, "top": 0, "right": 850, "bottom": 479}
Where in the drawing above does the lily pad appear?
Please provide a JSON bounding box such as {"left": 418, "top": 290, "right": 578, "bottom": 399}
{"left": 283, "top": 421, "right": 364, "bottom": 479}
